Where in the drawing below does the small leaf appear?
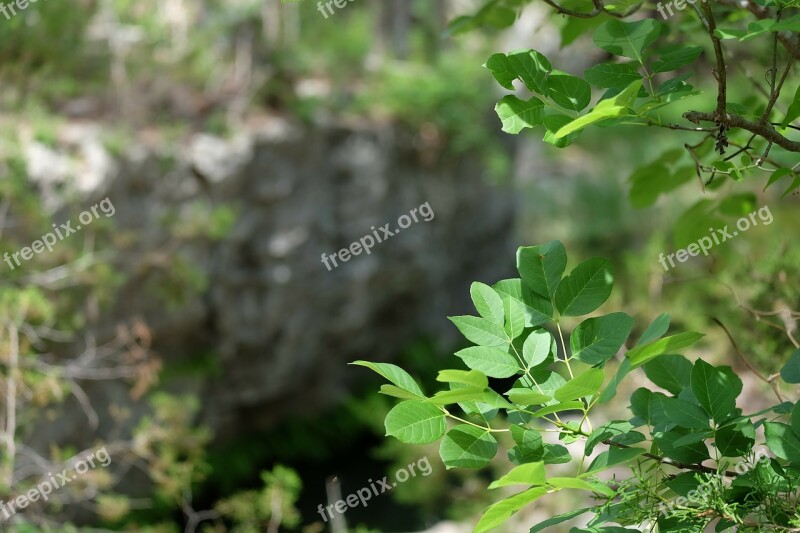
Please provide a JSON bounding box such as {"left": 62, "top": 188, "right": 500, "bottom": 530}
{"left": 493, "top": 279, "right": 553, "bottom": 327}
{"left": 626, "top": 332, "right": 704, "bottom": 368}
{"left": 781, "top": 85, "right": 800, "bottom": 128}
{"left": 691, "top": 360, "right": 742, "bottom": 423}
{"left": 474, "top": 487, "right": 549, "bottom": 533}
{"left": 586, "top": 447, "right": 645, "bottom": 473}
{"left": 425, "top": 387, "right": 488, "bottom": 406}
{"left": 507, "top": 49, "right": 552, "bottom": 94}
{"left": 495, "top": 95, "right": 545, "bottom": 134}
{"left": 571, "top": 312, "right": 634, "bottom": 365}
{"left": 517, "top": 241, "right": 567, "bottom": 300}
{"left": 531, "top": 401, "right": 584, "bottom": 417}
{"left": 351, "top": 361, "right": 425, "bottom": 397}
{"left": 584, "top": 62, "right": 642, "bottom": 89}
{"left": 554, "top": 258, "right": 614, "bottom": 316}
{"left": 385, "top": 401, "right": 446, "bottom": 444}
{"left": 523, "top": 329, "right": 553, "bottom": 369}
{"left": 547, "top": 71, "right": 592, "bottom": 112}
{"left": 456, "top": 346, "right": 520, "bottom": 378}
{"left": 554, "top": 368, "right": 604, "bottom": 402}
{"left": 488, "top": 462, "right": 546, "bottom": 489}
{"left": 507, "top": 389, "right": 552, "bottom": 406}
{"left": 449, "top": 316, "right": 509, "bottom": 347}
{"left": 780, "top": 349, "right": 800, "bottom": 383}
{"left": 530, "top": 508, "right": 593, "bottom": 533}
{"left": 585, "top": 420, "right": 634, "bottom": 455}
{"left": 652, "top": 46, "right": 703, "bottom": 73}
{"left": 638, "top": 313, "right": 671, "bottom": 345}
{"left": 437, "top": 369, "right": 489, "bottom": 389}
{"left": 643, "top": 354, "right": 693, "bottom": 395}
{"left": 505, "top": 299, "right": 526, "bottom": 340}
{"left": 484, "top": 53, "right": 517, "bottom": 90}
{"left": 764, "top": 422, "right": 800, "bottom": 462}
{"left": 379, "top": 384, "right": 423, "bottom": 401}
{"left": 593, "top": 19, "right": 664, "bottom": 63}
{"left": 440, "top": 425, "right": 498, "bottom": 469}
{"left": 470, "top": 282, "right": 505, "bottom": 325}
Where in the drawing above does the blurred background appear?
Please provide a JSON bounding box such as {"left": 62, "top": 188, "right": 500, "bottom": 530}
{"left": 0, "top": 0, "right": 797, "bottom": 531}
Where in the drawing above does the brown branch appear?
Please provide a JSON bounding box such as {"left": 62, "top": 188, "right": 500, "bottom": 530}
{"left": 684, "top": 111, "right": 800, "bottom": 152}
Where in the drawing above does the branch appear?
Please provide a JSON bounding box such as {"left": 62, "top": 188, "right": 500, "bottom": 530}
{"left": 684, "top": 111, "right": 800, "bottom": 152}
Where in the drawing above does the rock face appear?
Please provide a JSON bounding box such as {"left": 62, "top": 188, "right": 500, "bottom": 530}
{"left": 25, "top": 118, "right": 517, "bottom": 439}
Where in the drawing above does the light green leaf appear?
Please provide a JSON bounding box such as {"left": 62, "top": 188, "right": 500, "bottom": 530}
{"left": 505, "top": 299, "right": 526, "bottom": 340}
{"left": 585, "top": 420, "right": 635, "bottom": 455}
{"left": 517, "top": 241, "right": 567, "bottom": 300}
{"left": 570, "top": 312, "right": 634, "bottom": 365}
{"left": 764, "top": 422, "right": 800, "bottom": 462}
{"left": 530, "top": 508, "right": 593, "bottom": 533}
{"left": 484, "top": 53, "right": 517, "bottom": 90}
{"left": 598, "top": 358, "right": 631, "bottom": 404}
{"left": 586, "top": 447, "right": 645, "bottom": 473}
{"left": 474, "top": 487, "right": 550, "bottom": 533}
{"left": 471, "top": 282, "right": 505, "bottom": 325}
{"left": 690, "top": 360, "right": 742, "bottom": 423}
{"left": 594, "top": 19, "right": 663, "bottom": 63}
{"left": 488, "top": 462, "right": 546, "bottom": 489}
{"left": 379, "top": 384, "right": 424, "bottom": 401}
{"left": 548, "top": 477, "right": 615, "bottom": 497}
{"left": 507, "top": 49, "right": 552, "bottom": 94}
{"left": 437, "top": 369, "right": 489, "bottom": 389}
{"left": 385, "top": 401, "right": 446, "bottom": 444}
{"left": 425, "top": 387, "right": 488, "bottom": 405}
{"left": 643, "top": 354, "right": 693, "bottom": 395}
{"left": 456, "top": 346, "right": 520, "bottom": 378}
{"left": 652, "top": 46, "right": 703, "bottom": 73}
{"left": 781, "top": 85, "right": 800, "bottom": 128}
{"left": 493, "top": 278, "right": 553, "bottom": 326}
{"left": 638, "top": 312, "right": 671, "bottom": 345}
{"left": 531, "top": 401, "right": 584, "bottom": 417}
{"left": 440, "top": 424, "right": 498, "bottom": 469}
{"left": 495, "top": 95, "right": 545, "bottom": 134}
{"left": 554, "top": 368, "right": 604, "bottom": 402}
{"left": 449, "top": 316, "right": 509, "bottom": 347}
{"left": 626, "top": 332, "right": 704, "bottom": 368}
{"left": 523, "top": 329, "right": 553, "bottom": 369}
{"left": 547, "top": 71, "right": 592, "bottom": 112}
{"left": 584, "top": 62, "right": 642, "bottom": 89}
{"left": 554, "top": 258, "right": 614, "bottom": 316}
{"left": 506, "top": 389, "right": 552, "bottom": 406}
{"left": 351, "top": 361, "right": 425, "bottom": 397}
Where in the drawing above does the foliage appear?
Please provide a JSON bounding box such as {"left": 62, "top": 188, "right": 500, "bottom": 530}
{"left": 356, "top": 241, "right": 800, "bottom": 532}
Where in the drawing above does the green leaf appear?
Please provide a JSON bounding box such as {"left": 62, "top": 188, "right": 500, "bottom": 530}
{"left": 554, "top": 258, "right": 614, "bottom": 316}
{"left": 474, "top": 487, "right": 550, "bottom": 533}
{"left": 523, "top": 329, "right": 553, "bottom": 369}
{"left": 653, "top": 429, "right": 710, "bottom": 463}
{"left": 643, "top": 354, "right": 693, "bottom": 395}
{"left": 587, "top": 447, "right": 645, "bottom": 473}
{"left": 529, "top": 508, "right": 593, "bottom": 533}
{"left": 691, "top": 360, "right": 742, "bottom": 423}
{"left": 384, "top": 401, "right": 446, "bottom": 444}
{"left": 764, "top": 422, "right": 800, "bottom": 462}
{"left": 543, "top": 113, "right": 582, "bottom": 147}
{"left": 585, "top": 420, "right": 635, "bottom": 455}
{"left": 781, "top": 85, "right": 800, "bottom": 128}
{"left": 553, "top": 80, "right": 641, "bottom": 139}
{"left": 437, "top": 369, "right": 489, "bottom": 389}
{"left": 471, "top": 282, "right": 505, "bottom": 325}
{"left": 484, "top": 53, "right": 517, "bottom": 90}
{"left": 599, "top": 358, "right": 632, "bottom": 404}
{"left": 517, "top": 241, "right": 567, "bottom": 300}
{"left": 554, "top": 368, "right": 604, "bottom": 402}
{"left": 638, "top": 313, "right": 671, "bottom": 345}
{"left": 658, "top": 396, "right": 710, "bottom": 430}
{"left": 507, "top": 389, "right": 552, "bottom": 406}
{"left": 379, "top": 384, "right": 424, "bottom": 401}
{"left": 488, "top": 462, "right": 546, "bottom": 489}
{"left": 571, "top": 312, "right": 634, "bottom": 365}
{"left": 351, "top": 361, "right": 425, "bottom": 397}
{"left": 440, "top": 424, "right": 498, "bottom": 469}
{"left": 715, "top": 424, "right": 754, "bottom": 457}
{"left": 780, "top": 349, "right": 800, "bottom": 383}
{"left": 456, "top": 346, "right": 520, "bottom": 378}
{"left": 493, "top": 279, "right": 553, "bottom": 327}
{"left": 425, "top": 387, "right": 488, "bottom": 405}
{"left": 652, "top": 46, "right": 703, "bottom": 73}
{"left": 793, "top": 402, "right": 800, "bottom": 438}
{"left": 593, "top": 19, "right": 663, "bottom": 63}
{"left": 505, "top": 299, "right": 526, "bottom": 340}
{"left": 449, "top": 316, "right": 509, "bottom": 347}
{"left": 495, "top": 95, "right": 545, "bottom": 134}
{"left": 547, "top": 71, "right": 592, "bottom": 112}
{"left": 507, "top": 49, "right": 552, "bottom": 94}
{"left": 531, "top": 401, "right": 584, "bottom": 417}
{"left": 626, "top": 332, "right": 704, "bottom": 368}
{"left": 584, "top": 62, "right": 642, "bottom": 89}
{"left": 509, "top": 425, "right": 545, "bottom": 462}
{"left": 548, "top": 477, "right": 613, "bottom": 496}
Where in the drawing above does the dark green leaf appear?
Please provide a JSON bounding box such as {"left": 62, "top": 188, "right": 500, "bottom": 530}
{"left": 554, "top": 258, "right": 614, "bottom": 316}
{"left": 570, "top": 312, "right": 634, "bottom": 365}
